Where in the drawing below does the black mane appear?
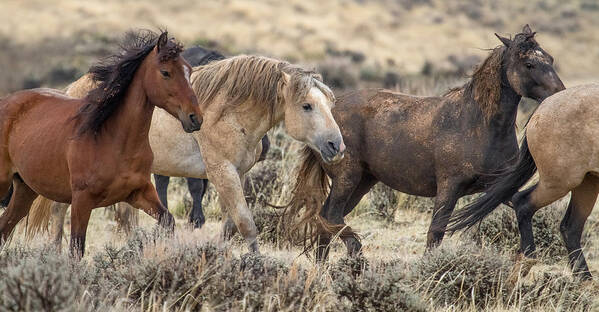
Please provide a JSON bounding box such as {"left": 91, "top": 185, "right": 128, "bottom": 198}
{"left": 76, "top": 30, "right": 182, "bottom": 136}
{"left": 181, "top": 45, "right": 225, "bottom": 66}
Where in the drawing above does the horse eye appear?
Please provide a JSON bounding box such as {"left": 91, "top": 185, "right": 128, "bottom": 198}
{"left": 525, "top": 63, "right": 533, "bottom": 69}
{"left": 160, "top": 70, "right": 171, "bottom": 78}
{"left": 302, "top": 103, "right": 312, "bottom": 112}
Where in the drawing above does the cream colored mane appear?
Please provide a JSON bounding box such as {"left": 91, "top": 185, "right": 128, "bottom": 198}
{"left": 190, "top": 55, "right": 335, "bottom": 123}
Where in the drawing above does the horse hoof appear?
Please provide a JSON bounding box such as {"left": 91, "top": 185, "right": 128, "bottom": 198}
{"left": 347, "top": 240, "right": 362, "bottom": 257}
{"left": 190, "top": 219, "right": 205, "bottom": 229}
{"left": 248, "top": 240, "right": 260, "bottom": 254}
{"left": 573, "top": 270, "right": 593, "bottom": 281}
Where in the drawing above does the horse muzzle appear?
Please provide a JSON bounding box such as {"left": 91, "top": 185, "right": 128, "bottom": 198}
{"left": 320, "top": 139, "right": 346, "bottom": 164}
{"left": 181, "top": 114, "right": 202, "bottom": 133}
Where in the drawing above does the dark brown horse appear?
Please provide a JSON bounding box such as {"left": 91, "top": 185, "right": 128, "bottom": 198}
{"left": 0, "top": 30, "right": 202, "bottom": 258}
{"left": 286, "top": 25, "right": 565, "bottom": 260}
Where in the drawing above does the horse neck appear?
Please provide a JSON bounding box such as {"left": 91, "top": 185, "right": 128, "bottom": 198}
{"left": 104, "top": 72, "right": 153, "bottom": 151}
{"left": 486, "top": 83, "right": 521, "bottom": 138}
{"left": 467, "top": 68, "right": 521, "bottom": 139}
{"left": 235, "top": 96, "right": 285, "bottom": 146}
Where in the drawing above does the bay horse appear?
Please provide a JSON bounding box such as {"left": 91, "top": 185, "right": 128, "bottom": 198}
{"left": 36, "top": 47, "right": 271, "bottom": 247}
{"left": 36, "top": 47, "right": 272, "bottom": 247}
{"left": 285, "top": 25, "right": 565, "bottom": 261}
{"left": 29, "top": 55, "right": 344, "bottom": 253}
{"left": 0, "top": 30, "right": 202, "bottom": 258}
{"left": 445, "top": 84, "right": 599, "bottom": 280}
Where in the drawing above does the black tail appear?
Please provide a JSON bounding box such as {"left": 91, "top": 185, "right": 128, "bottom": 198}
{"left": 0, "top": 183, "right": 13, "bottom": 207}
{"left": 444, "top": 137, "right": 537, "bottom": 233}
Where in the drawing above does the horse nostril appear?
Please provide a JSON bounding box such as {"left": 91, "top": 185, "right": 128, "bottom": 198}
{"left": 327, "top": 140, "right": 338, "bottom": 153}
{"left": 189, "top": 114, "right": 198, "bottom": 124}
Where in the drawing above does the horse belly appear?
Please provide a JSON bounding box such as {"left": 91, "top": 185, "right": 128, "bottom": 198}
{"left": 362, "top": 128, "right": 437, "bottom": 197}
{"left": 369, "top": 156, "right": 437, "bottom": 197}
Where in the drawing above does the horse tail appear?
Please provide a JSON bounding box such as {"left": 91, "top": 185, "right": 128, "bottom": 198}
{"left": 444, "top": 137, "right": 537, "bottom": 233}
{"left": 25, "top": 196, "right": 54, "bottom": 239}
{"left": 281, "top": 146, "right": 358, "bottom": 253}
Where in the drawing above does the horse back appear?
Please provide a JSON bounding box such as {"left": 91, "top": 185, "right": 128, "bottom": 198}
{"left": 333, "top": 89, "right": 445, "bottom": 196}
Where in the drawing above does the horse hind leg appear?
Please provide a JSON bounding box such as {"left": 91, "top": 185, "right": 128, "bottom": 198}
{"left": 187, "top": 178, "right": 208, "bottom": 228}
{"left": 114, "top": 202, "right": 139, "bottom": 235}
{"left": 49, "top": 202, "right": 69, "bottom": 248}
{"left": 513, "top": 179, "right": 572, "bottom": 257}
{"left": 0, "top": 175, "right": 37, "bottom": 244}
{"left": 559, "top": 175, "right": 598, "bottom": 280}
{"left": 153, "top": 174, "right": 170, "bottom": 210}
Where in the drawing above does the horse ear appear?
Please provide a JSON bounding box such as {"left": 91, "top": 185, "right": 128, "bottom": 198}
{"left": 495, "top": 33, "right": 512, "bottom": 47}
{"left": 522, "top": 24, "right": 533, "bottom": 34}
{"left": 157, "top": 31, "right": 169, "bottom": 54}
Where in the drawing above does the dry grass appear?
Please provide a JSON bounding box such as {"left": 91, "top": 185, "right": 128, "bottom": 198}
{"left": 4, "top": 121, "right": 599, "bottom": 311}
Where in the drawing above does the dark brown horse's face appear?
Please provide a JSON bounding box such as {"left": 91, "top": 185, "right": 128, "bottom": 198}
{"left": 144, "top": 35, "right": 202, "bottom": 133}
{"left": 499, "top": 25, "right": 565, "bottom": 102}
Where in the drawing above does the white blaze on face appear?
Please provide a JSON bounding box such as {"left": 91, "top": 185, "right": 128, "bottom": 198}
{"left": 530, "top": 49, "right": 551, "bottom": 65}
{"left": 183, "top": 65, "right": 191, "bottom": 86}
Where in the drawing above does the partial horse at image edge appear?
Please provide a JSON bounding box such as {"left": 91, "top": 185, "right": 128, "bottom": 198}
{"left": 0, "top": 30, "right": 202, "bottom": 257}
{"left": 445, "top": 84, "right": 599, "bottom": 280}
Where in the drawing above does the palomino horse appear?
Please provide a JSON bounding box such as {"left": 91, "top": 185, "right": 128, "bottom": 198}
{"left": 0, "top": 30, "right": 202, "bottom": 257}
{"left": 285, "top": 25, "right": 565, "bottom": 261}
{"left": 153, "top": 45, "right": 228, "bottom": 229}
{"left": 30, "top": 55, "right": 344, "bottom": 253}
{"left": 36, "top": 47, "right": 271, "bottom": 247}
{"left": 446, "top": 84, "right": 599, "bottom": 279}
{"left": 154, "top": 46, "right": 270, "bottom": 228}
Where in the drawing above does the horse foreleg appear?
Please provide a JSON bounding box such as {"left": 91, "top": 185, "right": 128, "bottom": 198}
{"left": 221, "top": 214, "right": 238, "bottom": 241}
{"left": 426, "top": 183, "right": 461, "bottom": 249}
{"left": 0, "top": 176, "right": 37, "bottom": 244}
{"left": 560, "top": 176, "right": 598, "bottom": 280}
{"left": 187, "top": 178, "right": 207, "bottom": 228}
{"left": 153, "top": 174, "right": 170, "bottom": 209}
{"left": 317, "top": 170, "right": 373, "bottom": 261}
{"left": 49, "top": 202, "right": 69, "bottom": 248}
{"left": 127, "top": 182, "right": 174, "bottom": 232}
{"left": 69, "top": 195, "right": 93, "bottom": 259}
{"left": 208, "top": 163, "right": 258, "bottom": 253}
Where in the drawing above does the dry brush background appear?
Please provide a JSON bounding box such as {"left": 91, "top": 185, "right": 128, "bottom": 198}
{"left": 1, "top": 0, "right": 599, "bottom": 311}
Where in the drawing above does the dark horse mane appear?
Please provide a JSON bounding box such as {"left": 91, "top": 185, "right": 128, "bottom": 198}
{"left": 76, "top": 30, "right": 183, "bottom": 136}
{"left": 443, "top": 46, "right": 505, "bottom": 123}
{"left": 444, "top": 30, "right": 540, "bottom": 123}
